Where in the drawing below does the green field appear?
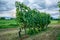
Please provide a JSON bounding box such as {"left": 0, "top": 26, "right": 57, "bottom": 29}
{"left": 0, "top": 19, "right": 18, "bottom": 29}
{"left": 0, "top": 20, "right": 59, "bottom": 28}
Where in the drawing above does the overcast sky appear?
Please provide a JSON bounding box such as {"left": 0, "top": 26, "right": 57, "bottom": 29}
{"left": 0, "top": 0, "right": 59, "bottom": 18}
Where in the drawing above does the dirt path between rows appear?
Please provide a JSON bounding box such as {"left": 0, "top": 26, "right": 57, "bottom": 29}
{"left": 0, "top": 25, "right": 60, "bottom": 40}
{"left": 23, "top": 25, "right": 60, "bottom": 40}
{"left": 0, "top": 25, "right": 60, "bottom": 35}
{"left": 0, "top": 28, "right": 19, "bottom": 35}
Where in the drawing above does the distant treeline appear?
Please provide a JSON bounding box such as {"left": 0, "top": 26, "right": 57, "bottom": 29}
{"left": 0, "top": 17, "right": 15, "bottom": 20}
{"left": 51, "top": 17, "right": 60, "bottom": 20}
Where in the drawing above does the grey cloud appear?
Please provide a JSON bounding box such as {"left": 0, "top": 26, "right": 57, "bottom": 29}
{"left": 0, "top": 0, "right": 59, "bottom": 18}
{"left": 0, "top": 0, "right": 15, "bottom": 12}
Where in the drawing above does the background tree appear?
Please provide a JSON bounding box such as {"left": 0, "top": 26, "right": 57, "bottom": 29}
{"left": 58, "top": 1, "right": 60, "bottom": 22}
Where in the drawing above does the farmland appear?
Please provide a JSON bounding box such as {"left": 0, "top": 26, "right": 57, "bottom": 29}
{"left": 0, "top": 19, "right": 18, "bottom": 29}
{"left": 0, "top": 19, "right": 60, "bottom": 40}
{"left": 0, "top": 1, "right": 60, "bottom": 40}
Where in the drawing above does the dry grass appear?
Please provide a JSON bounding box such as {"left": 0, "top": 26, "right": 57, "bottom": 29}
{"left": 0, "top": 24, "right": 60, "bottom": 40}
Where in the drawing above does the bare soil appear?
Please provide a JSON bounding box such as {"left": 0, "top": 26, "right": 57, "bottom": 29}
{"left": 0, "top": 25, "right": 60, "bottom": 40}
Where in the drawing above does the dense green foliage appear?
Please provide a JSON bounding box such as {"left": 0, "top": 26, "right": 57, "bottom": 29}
{"left": 58, "top": 1, "right": 60, "bottom": 22}
{"left": 58, "top": 1, "right": 60, "bottom": 9}
{"left": 15, "top": 1, "right": 51, "bottom": 35}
